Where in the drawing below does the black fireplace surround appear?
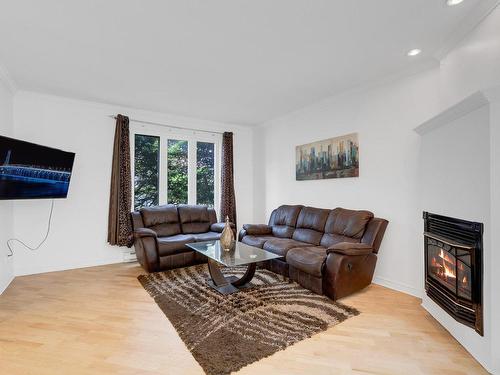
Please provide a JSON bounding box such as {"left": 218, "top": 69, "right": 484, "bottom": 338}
{"left": 423, "top": 212, "right": 483, "bottom": 335}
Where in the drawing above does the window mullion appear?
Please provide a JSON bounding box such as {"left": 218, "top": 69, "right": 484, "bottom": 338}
{"left": 188, "top": 139, "right": 197, "bottom": 205}
{"left": 159, "top": 136, "right": 168, "bottom": 205}
{"left": 214, "top": 138, "right": 221, "bottom": 216}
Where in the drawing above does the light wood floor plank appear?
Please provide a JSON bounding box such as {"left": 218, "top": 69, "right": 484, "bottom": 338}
{"left": 0, "top": 263, "right": 487, "bottom": 374}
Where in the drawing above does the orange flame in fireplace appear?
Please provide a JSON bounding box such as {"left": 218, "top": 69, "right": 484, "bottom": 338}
{"left": 438, "top": 249, "right": 456, "bottom": 279}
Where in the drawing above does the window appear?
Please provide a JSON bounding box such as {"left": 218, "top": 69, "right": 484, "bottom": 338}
{"left": 133, "top": 134, "right": 160, "bottom": 211}
{"left": 167, "top": 139, "right": 188, "bottom": 205}
{"left": 131, "top": 125, "right": 220, "bottom": 212}
{"left": 196, "top": 142, "right": 215, "bottom": 206}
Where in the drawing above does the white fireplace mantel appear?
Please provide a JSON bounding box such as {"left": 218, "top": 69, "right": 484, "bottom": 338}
{"left": 415, "top": 87, "right": 500, "bottom": 134}
{"left": 414, "top": 91, "right": 490, "bottom": 136}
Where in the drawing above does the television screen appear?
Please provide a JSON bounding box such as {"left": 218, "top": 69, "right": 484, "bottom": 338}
{"left": 0, "top": 135, "right": 75, "bottom": 200}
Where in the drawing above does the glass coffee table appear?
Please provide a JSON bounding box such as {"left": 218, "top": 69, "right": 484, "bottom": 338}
{"left": 186, "top": 240, "right": 282, "bottom": 295}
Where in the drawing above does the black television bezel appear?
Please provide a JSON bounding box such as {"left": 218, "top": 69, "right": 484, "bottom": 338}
{"left": 0, "top": 135, "right": 76, "bottom": 200}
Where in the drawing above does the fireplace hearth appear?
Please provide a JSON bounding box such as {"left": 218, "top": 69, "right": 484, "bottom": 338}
{"left": 423, "top": 212, "right": 483, "bottom": 335}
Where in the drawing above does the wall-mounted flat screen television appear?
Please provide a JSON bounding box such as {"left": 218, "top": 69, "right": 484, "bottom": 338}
{"left": 0, "top": 135, "right": 75, "bottom": 200}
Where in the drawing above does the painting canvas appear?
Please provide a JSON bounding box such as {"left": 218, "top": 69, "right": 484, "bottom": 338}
{"left": 296, "top": 133, "right": 359, "bottom": 180}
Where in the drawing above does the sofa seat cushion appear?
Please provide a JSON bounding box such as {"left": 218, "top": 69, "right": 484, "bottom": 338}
{"left": 241, "top": 235, "right": 275, "bottom": 248}
{"left": 157, "top": 234, "right": 196, "bottom": 256}
{"left": 263, "top": 238, "right": 311, "bottom": 257}
{"left": 193, "top": 231, "right": 221, "bottom": 242}
{"left": 287, "top": 246, "right": 327, "bottom": 277}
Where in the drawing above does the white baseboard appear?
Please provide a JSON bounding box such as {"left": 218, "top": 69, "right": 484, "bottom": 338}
{"left": 0, "top": 274, "right": 15, "bottom": 295}
{"left": 14, "top": 258, "right": 127, "bottom": 277}
{"left": 122, "top": 250, "right": 137, "bottom": 262}
{"left": 372, "top": 275, "right": 423, "bottom": 298}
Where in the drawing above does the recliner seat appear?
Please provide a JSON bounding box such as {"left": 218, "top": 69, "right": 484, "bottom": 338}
{"left": 239, "top": 205, "right": 388, "bottom": 300}
{"left": 131, "top": 204, "right": 233, "bottom": 272}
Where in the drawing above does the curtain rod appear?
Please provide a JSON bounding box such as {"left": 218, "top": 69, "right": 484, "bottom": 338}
{"left": 108, "top": 115, "right": 224, "bottom": 135}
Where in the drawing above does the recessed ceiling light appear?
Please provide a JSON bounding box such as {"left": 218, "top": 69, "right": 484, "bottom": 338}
{"left": 447, "top": 0, "right": 464, "bottom": 6}
{"left": 407, "top": 49, "right": 422, "bottom": 57}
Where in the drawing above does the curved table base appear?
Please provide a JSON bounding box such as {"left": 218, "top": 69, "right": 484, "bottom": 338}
{"left": 207, "top": 259, "right": 257, "bottom": 295}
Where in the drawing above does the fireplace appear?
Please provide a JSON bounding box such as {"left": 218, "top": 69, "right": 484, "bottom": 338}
{"left": 423, "top": 212, "right": 483, "bottom": 335}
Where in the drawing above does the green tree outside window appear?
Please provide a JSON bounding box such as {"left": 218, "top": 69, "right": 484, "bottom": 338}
{"left": 134, "top": 134, "right": 159, "bottom": 211}
{"left": 134, "top": 136, "right": 216, "bottom": 210}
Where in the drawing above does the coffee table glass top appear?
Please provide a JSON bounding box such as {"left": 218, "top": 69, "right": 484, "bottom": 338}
{"left": 186, "top": 240, "right": 282, "bottom": 267}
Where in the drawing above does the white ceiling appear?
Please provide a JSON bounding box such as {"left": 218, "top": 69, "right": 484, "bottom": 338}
{"left": 0, "top": 0, "right": 493, "bottom": 125}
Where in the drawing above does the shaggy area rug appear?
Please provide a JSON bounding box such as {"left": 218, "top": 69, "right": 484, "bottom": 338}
{"left": 138, "top": 264, "right": 359, "bottom": 375}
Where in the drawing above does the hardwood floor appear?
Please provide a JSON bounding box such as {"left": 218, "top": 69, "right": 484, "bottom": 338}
{"left": 0, "top": 263, "right": 487, "bottom": 375}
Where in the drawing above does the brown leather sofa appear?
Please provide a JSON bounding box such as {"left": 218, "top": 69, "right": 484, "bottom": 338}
{"left": 131, "top": 204, "right": 233, "bottom": 272}
{"left": 239, "top": 205, "right": 388, "bottom": 300}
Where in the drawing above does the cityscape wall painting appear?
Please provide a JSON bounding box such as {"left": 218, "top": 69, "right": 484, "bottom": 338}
{"left": 295, "top": 133, "right": 359, "bottom": 181}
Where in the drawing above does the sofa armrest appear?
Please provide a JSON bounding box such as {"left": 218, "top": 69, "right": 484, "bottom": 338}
{"left": 238, "top": 229, "right": 247, "bottom": 242}
{"left": 211, "top": 222, "right": 235, "bottom": 233}
{"left": 242, "top": 224, "right": 273, "bottom": 235}
{"left": 323, "top": 249, "right": 377, "bottom": 300}
{"left": 134, "top": 228, "right": 158, "bottom": 239}
{"left": 361, "top": 217, "right": 389, "bottom": 253}
{"left": 326, "top": 242, "right": 373, "bottom": 256}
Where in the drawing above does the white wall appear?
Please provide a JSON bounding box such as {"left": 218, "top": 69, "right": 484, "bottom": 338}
{"left": 419, "top": 104, "right": 491, "bottom": 369}
{"left": 0, "top": 76, "right": 14, "bottom": 294}
{"left": 257, "top": 69, "right": 437, "bottom": 296}
{"left": 256, "top": 5, "right": 500, "bottom": 372}
{"left": 11, "top": 92, "right": 254, "bottom": 276}
{"left": 488, "top": 90, "right": 500, "bottom": 375}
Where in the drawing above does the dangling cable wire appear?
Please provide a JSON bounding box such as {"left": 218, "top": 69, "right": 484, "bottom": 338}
{"left": 6, "top": 199, "right": 55, "bottom": 257}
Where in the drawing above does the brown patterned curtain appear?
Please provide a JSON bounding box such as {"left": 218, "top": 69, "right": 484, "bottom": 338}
{"left": 107, "top": 114, "right": 133, "bottom": 247}
{"left": 220, "top": 132, "right": 237, "bottom": 228}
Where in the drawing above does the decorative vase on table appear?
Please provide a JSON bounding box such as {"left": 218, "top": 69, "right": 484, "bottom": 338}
{"left": 220, "top": 216, "right": 234, "bottom": 251}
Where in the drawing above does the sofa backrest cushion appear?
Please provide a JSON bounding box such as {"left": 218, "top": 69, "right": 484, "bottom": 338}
{"left": 208, "top": 208, "right": 218, "bottom": 225}
{"left": 292, "top": 206, "right": 329, "bottom": 245}
{"left": 361, "top": 217, "right": 389, "bottom": 253}
{"left": 320, "top": 207, "right": 373, "bottom": 247}
{"left": 130, "top": 211, "right": 144, "bottom": 230}
{"left": 178, "top": 205, "right": 211, "bottom": 234}
{"left": 269, "top": 205, "right": 303, "bottom": 238}
{"left": 140, "top": 205, "right": 181, "bottom": 237}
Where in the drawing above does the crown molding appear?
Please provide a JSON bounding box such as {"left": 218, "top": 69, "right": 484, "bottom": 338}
{"left": 258, "top": 57, "right": 440, "bottom": 128}
{"left": 0, "top": 63, "right": 18, "bottom": 94}
{"left": 414, "top": 91, "right": 488, "bottom": 135}
{"left": 434, "top": 0, "right": 500, "bottom": 61}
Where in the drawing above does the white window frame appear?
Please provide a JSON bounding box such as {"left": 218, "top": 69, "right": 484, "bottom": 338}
{"left": 130, "top": 122, "right": 222, "bottom": 213}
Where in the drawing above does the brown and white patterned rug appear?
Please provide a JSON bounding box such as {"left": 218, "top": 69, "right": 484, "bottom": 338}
{"left": 138, "top": 264, "right": 359, "bottom": 375}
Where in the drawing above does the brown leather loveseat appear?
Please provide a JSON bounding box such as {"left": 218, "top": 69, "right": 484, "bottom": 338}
{"left": 239, "top": 205, "right": 388, "bottom": 300}
{"left": 131, "top": 204, "right": 233, "bottom": 272}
